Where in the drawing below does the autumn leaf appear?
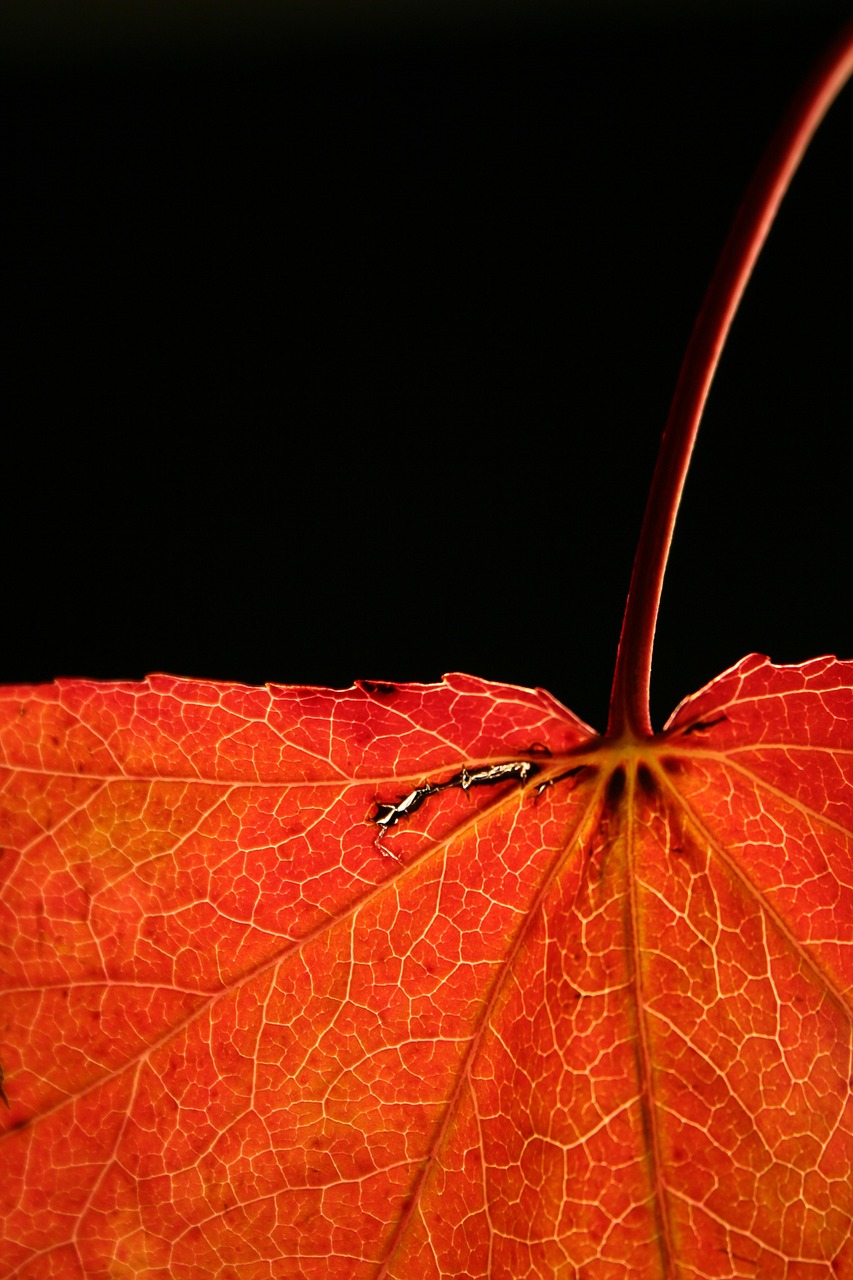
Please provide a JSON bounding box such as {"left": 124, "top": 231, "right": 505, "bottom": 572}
{"left": 2, "top": 22, "right": 853, "bottom": 1280}
{"left": 2, "top": 656, "right": 853, "bottom": 1278}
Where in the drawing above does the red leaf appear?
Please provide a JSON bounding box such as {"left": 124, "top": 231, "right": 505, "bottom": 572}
{"left": 2, "top": 661, "right": 853, "bottom": 1276}
{"left": 3, "top": 22, "right": 853, "bottom": 1280}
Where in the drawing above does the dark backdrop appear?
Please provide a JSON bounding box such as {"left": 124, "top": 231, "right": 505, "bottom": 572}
{"left": 3, "top": 2, "right": 851, "bottom": 733}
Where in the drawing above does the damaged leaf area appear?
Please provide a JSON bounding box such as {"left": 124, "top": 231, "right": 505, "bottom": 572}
{"left": 1, "top": 661, "right": 852, "bottom": 1277}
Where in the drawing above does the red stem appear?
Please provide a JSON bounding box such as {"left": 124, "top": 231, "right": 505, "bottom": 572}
{"left": 607, "top": 21, "right": 853, "bottom": 740}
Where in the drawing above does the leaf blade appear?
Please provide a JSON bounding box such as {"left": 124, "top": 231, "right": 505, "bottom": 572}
{"left": 2, "top": 666, "right": 853, "bottom": 1276}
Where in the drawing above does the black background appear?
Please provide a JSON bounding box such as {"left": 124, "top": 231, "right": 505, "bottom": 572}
{"left": 3, "top": 1, "right": 851, "bottom": 734}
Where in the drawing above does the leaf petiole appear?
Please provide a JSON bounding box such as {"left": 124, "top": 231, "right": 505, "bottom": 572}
{"left": 607, "top": 19, "right": 853, "bottom": 741}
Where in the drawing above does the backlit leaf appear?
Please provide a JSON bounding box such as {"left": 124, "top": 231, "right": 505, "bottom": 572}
{"left": 1, "top": 659, "right": 852, "bottom": 1276}
{"left": 3, "top": 14, "right": 853, "bottom": 1280}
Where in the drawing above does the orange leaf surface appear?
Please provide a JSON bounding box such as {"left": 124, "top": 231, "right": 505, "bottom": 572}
{"left": 1, "top": 659, "right": 853, "bottom": 1277}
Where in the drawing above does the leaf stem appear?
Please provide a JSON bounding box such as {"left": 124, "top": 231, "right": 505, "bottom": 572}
{"left": 606, "top": 20, "right": 853, "bottom": 740}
